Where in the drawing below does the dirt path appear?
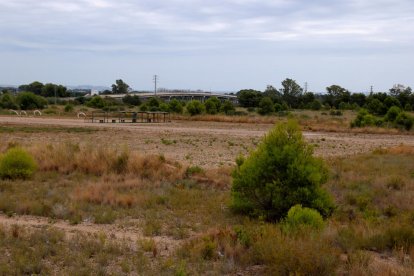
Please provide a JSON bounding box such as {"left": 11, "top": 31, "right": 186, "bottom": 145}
{"left": 0, "top": 214, "right": 179, "bottom": 256}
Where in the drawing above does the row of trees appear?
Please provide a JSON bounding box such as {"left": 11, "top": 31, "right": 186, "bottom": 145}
{"left": 84, "top": 95, "right": 236, "bottom": 116}
{"left": 0, "top": 92, "right": 47, "bottom": 110}
{"left": 18, "top": 81, "right": 69, "bottom": 98}
{"left": 237, "top": 79, "right": 414, "bottom": 114}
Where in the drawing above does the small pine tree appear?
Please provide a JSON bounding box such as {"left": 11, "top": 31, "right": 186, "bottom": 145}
{"left": 231, "top": 120, "right": 334, "bottom": 221}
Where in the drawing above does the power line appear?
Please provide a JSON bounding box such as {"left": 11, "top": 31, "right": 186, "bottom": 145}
{"left": 153, "top": 75, "right": 158, "bottom": 97}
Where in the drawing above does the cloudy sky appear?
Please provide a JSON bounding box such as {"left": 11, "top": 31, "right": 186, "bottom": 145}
{"left": 0, "top": 0, "right": 413, "bottom": 92}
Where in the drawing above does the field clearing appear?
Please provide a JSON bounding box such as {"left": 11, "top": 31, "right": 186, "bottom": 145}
{"left": 1, "top": 116, "right": 414, "bottom": 274}
{"left": 1, "top": 116, "right": 413, "bottom": 167}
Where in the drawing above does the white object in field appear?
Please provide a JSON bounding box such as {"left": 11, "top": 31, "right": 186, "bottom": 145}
{"left": 33, "top": 110, "right": 42, "bottom": 116}
{"left": 9, "top": 110, "right": 19, "bottom": 115}
{"left": 77, "top": 112, "right": 86, "bottom": 118}
{"left": 20, "top": 110, "right": 28, "bottom": 116}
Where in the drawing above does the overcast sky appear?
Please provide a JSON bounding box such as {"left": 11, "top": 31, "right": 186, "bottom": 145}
{"left": 0, "top": 0, "right": 413, "bottom": 92}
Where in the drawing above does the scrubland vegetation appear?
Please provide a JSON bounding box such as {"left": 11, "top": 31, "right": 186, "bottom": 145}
{"left": 0, "top": 119, "right": 414, "bottom": 275}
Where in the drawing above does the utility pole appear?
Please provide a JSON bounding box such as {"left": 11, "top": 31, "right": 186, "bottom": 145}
{"left": 370, "top": 85, "right": 373, "bottom": 94}
{"left": 304, "top": 82, "right": 308, "bottom": 93}
{"left": 153, "top": 75, "right": 158, "bottom": 97}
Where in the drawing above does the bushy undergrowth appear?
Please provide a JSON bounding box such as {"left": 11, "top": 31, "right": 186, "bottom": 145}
{"left": 284, "top": 204, "right": 325, "bottom": 230}
{"left": 0, "top": 147, "right": 37, "bottom": 180}
{"left": 231, "top": 120, "right": 334, "bottom": 221}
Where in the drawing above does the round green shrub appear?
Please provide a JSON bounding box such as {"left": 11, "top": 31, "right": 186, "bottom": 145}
{"left": 0, "top": 147, "right": 37, "bottom": 180}
{"left": 284, "top": 204, "right": 324, "bottom": 230}
{"left": 384, "top": 106, "right": 401, "bottom": 122}
{"left": 231, "top": 120, "right": 334, "bottom": 221}
{"left": 64, "top": 104, "right": 74, "bottom": 112}
{"left": 186, "top": 100, "right": 205, "bottom": 116}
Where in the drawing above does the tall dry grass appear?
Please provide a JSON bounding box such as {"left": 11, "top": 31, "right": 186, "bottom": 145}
{"left": 28, "top": 143, "right": 185, "bottom": 181}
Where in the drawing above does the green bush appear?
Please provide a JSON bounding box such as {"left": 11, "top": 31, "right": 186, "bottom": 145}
{"left": 231, "top": 120, "right": 334, "bottom": 221}
{"left": 86, "top": 96, "right": 106, "bottom": 108}
{"left": 309, "top": 100, "right": 322, "bottom": 111}
{"left": 186, "top": 100, "right": 205, "bottom": 116}
{"left": 395, "top": 112, "right": 414, "bottom": 130}
{"left": 16, "top": 92, "right": 47, "bottom": 110}
{"left": 0, "top": 147, "right": 37, "bottom": 180}
{"left": 384, "top": 106, "right": 401, "bottom": 122}
{"left": 64, "top": 104, "right": 74, "bottom": 112}
{"left": 220, "top": 100, "right": 235, "bottom": 115}
{"left": 258, "top": 97, "right": 274, "bottom": 115}
{"left": 204, "top": 97, "right": 221, "bottom": 114}
{"left": 351, "top": 109, "right": 378, "bottom": 128}
{"left": 168, "top": 99, "right": 183, "bottom": 113}
{"left": 0, "top": 93, "right": 18, "bottom": 109}
{"left": 284, "top": 204, "right": 324, "bottom": 230}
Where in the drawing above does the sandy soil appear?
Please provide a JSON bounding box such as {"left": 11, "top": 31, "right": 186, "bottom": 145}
{"left": 0, "top": 214, "right": 179, "bottom": 257}
{"left": 1, "top": 116, "right": 413, "bottom": 167}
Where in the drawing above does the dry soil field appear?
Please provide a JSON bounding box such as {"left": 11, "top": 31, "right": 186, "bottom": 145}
{"left": 1, "top": 116, "right": 413, "bottom": 168}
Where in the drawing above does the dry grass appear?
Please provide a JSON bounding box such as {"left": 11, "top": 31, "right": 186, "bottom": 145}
{"left": 172, "top": 114, "right": 280, "bottom": 124}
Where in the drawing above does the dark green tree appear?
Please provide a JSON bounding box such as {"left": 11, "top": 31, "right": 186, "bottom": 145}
{"left": 281, "top": 78, "right": 303, "bottom": 108}
{"left": 111, "top": 79, "right": 130, "bottom": 94}
{"left": 237, "top": 89, "right": 262, "bottom": 107}
{"left": 122, "top": 95, "right": 141, "bottom": 106}
{"left": 18, "top": 81, "right": 44, "bottom": 95}
{"left": 16, "top": 92, "right": 47, "bottom": 110}
{"left": 325, "top": 85, "right": 351, "bottom": 108}
{"left": 263, "top": 85, "right": 282, "bottom": 103}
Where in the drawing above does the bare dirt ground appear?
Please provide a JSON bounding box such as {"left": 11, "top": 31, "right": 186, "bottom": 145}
{"left": 0, "top": 214, "right": 179, "bottom": 257}
{"left": 1, "top": 116, "right": 413, "bottom": 167}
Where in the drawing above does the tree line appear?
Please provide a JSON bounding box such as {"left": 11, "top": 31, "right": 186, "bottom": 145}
{"left": 237, "top": 78, "right": 414, "bottom": 114}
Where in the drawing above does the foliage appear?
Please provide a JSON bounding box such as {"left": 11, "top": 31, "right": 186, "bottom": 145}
{"left": 111, "top": 79, "right": 130, "bottom": 94}
{"left": 16, "top": 92, "right": 47, "bottom": 110}
{"left": 0, "top": 147, "right": 37, "bottom": 180}
{"left": 122, "top": 95, "right": 141, "bottom": 106}
{"left": 258, "top": 97, "right": 275, "bottom": 115}
{"left": 237, "top": 89, "right": 262, "bottom": 107}
{"left": 220, "top": 100, "right": 235, "bottom": 115}
{"left": 366, "top": 98, "right": 386, "bottom": 115}
{"left": 18, "top": 81, "right": 44, "bottom": 95}
{"left": 284, "top": 204, "right": 324, "bottom": 230}
{"left": 204, "top": 97, "right": 221, "bottom": 115}
{"left": 309, "top": 100, "right": 322, "bottom": 110}
{"left": 384, "top": 106, "right": 401, "bottom": 122}
{"left": 263, "top": 85, "right": 282, "bottom": 103}
{"left": 168, "top": 99, "right": 183, "bottom": 113}
{"left": 86, "top": 96, "right": 106, "bottom": 108}
{"left": 395, "top": 112, "right": 413, "bottom": 130}
{"left": 186, "top": 100, "right": 205, "bottom": 116}
{"left": 64, "top": 104, "right": 74, "bottom": 112}
{"left": 231, "top": 120, "right": 334, "bottom": 221}
{"left": 351, "top": 109, "right": 379, "bottom": 128}
{"left": 281, "top": 78, "right": 303, "bottom": 108}
{"left": 41, "top": 83, "right": 69, "bottom": 97}
{"left": 0, "top": 93, "right": 18, "bottom": 109}
{"left": 325, "top": 85, "right": 350, "bottom": 108}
